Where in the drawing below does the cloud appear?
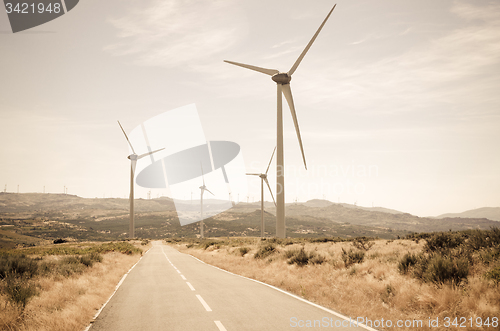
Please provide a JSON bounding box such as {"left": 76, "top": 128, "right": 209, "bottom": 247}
{"left": 299, "top": 1, "right": 500, "bottom": 118}
{"left": 105, "top": 0, "right": 245, "bottom": 68}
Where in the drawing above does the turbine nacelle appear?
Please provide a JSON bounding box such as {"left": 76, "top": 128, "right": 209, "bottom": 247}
{"left": 127, "top": 154, "right": 138, "bottom": 161}
{"left": 271, "top": 73, "right": 292, "bottom": 85}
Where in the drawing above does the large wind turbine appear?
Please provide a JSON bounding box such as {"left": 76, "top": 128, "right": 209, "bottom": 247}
{"left": 225, "top": 4, "right": 336, "bottom": 238}
{"left": 118, "top": 121, "right": 164, "bottom": 239}
{"left": 199, "top": 164, "right": 214, "bottom": 239}
{"left": 246, "top": 147, "right": 277, "bottom": 238}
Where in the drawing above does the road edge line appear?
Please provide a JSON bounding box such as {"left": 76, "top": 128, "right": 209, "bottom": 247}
{"left": 186, "top": 252, "right": 378, "bottom": 331}
{"left": 82, "top": 247, "right": 152, "bottom": 331}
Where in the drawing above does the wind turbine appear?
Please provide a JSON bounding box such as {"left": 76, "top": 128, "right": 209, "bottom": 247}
{"left": 118, "top": 121, "right": 164, "bottom": 239}
{"left": 199, "top": 164, "right": 214, "bottom": 239}
{"left": 246, "top": 147, "right": 277, "bottom": 238}
{"left": 225, "top": 4, "right": 336, "bottom": 238}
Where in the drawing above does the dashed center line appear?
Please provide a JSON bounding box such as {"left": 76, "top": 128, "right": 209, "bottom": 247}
{"left": 196, "top": 295, "right": 212, "bottom": 312}
{"left": 214, "top": 320, "right": 227, "bottom": 331}
{"left": 186, "top": 282, "right": 195, "bottom": 291}
{"left": 180, "top": 275, "right": 186, "bottom": 280}
{"left": 176, "top": 269, "right": 181, "bottom": 274}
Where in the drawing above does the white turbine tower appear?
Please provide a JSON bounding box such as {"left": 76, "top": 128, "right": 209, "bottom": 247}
{"left": 246, "top": 147, "right": 277, "bottom": 238}
{"left": 225, "top": 4, "right": 336, "bottom": 238}
{"left": 118, "top": 121, "right": 164, "bottom": 239}
{"left": 199, "top": 164, "right": 214, "bottom": 239}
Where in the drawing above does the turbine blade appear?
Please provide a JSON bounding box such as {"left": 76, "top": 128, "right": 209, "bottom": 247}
{"left": 265, "top": 147, "right": 277, "bottom": 175}
{"left": 137, "top": 147, "right": 165, "bottom": 159}
{"left": 288, "top": 4, "right": 336, "bottom": 75}
{"left": 118, "top": 121, "right": 136, "bottom": 154}
{"left": 282, "top": 84, "right": 307, "bottom": 169}
{"left": 246, "top": 173, "right": 261, "bottom": 176}
{"left": 264, "top": 178, "right": 276, "bottom": 207}
{"left": 205, "top": 188, "right": 215, "bottom": 196}
{"left": 224, "top": 60, "right": 279, "bottom": 76}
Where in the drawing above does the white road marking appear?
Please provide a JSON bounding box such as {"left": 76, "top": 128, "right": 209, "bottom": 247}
{"left": 176, "top": 270, "right": 181, "bottom": 274}
{"left": 188, "top": 254, "right": 378, "bottom": 331}
{"left": 214, "top": 320, "right": 227, "bottom": 331}
{"left": 186, "top": 282, "right": 195, "bottom": 291}
{"left": 196, "top": 295, "right": 212, "bottom": 312}
{"left": 180, "top": 275, "right": 186, "bottom": 280}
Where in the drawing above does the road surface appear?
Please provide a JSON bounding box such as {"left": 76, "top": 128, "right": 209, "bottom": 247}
{"left": 89, "top": 242, "right": 372, "bottom": 331}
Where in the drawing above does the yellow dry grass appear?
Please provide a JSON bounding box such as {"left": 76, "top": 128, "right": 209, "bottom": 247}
{"left": 0, "top": 248, "right": 146, "bottom": 331}
{"left": 174, "top": 239, "right": 499, "bottom": 331}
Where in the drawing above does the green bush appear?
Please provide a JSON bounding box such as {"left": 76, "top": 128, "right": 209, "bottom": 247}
{"left": 3, "top": 276, "right": 38, "bottom": 310}
{"left": 200, "top": 240, "right": 220, "bottom": 250}
{"left": 79, "top": 252, "right": 103, "bottom": 267}
{"left": 238, "top": 247, "right": 250, "bottom": 257}
{"left": 423, "top": 254, "right": 469, "bottom": 285}
{"left": 309, "top": 253, "right": 326, "bottom": 265}
{"left": 398, "top": 253, "right": 419, "bottom": 274}
{"left": 0, "top": 254, "right": 38, "bottom": 279}
{"left": 341, "top": 248, "right": 365, "bottom": 267}
{"left": 424, "top": 232, "right": 465, "bottom": 253}
{"left": 352, "top": 237, "right": 375, "bottom": 251}
{"left": 287, "top": 248, "right": 310, "bottom": 266}
{"left": 254, "top": 243, "right": 276, "bottom": 259}
{"left": 484, "top": 266, "right": 500, "bottom": 285}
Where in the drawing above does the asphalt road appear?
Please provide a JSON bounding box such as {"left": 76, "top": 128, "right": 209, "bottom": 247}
{"left": 89, "top": 242, "right": 373, "bottom": 331}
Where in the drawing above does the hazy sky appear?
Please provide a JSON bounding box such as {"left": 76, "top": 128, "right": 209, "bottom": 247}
{"left": 1, "top": 0, "right": 499, "bottom": 217}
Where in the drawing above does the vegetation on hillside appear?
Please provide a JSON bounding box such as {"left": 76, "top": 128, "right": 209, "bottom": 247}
{"left": 168, "top": 228, "right": 500, "bottom": 331}
{"left": 0, "top": 241, "right": 143, "bottom": 330}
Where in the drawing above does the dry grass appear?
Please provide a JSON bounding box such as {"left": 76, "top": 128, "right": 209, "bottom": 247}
{"left": 0, "top": 243, "right": 147, "bottom": 331}
{"left": 172, "top": 238, "right": 499, "bottom": 331}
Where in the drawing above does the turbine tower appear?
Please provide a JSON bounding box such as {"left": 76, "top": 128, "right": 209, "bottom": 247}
{"left": 246, "top": 147, "right": 277, "bottom": 238}
{"left": 199, "top": 164, "right": 214, "bottom": 239}
{"left": 225, "top": 4, "right": 336, "bottom": 238}
{"left": 118, "top": 121, "right": 164, "bottom": 239}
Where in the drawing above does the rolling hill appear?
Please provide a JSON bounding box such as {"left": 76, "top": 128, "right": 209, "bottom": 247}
{"left": 436, "top": 207, "right": 500, "bottom": 222}
{"left": 0, "top": 193, "right": 498, "bottom": 245}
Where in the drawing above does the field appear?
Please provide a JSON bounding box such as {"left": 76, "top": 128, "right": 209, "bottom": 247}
{"left": 168, "top": 230, "right": 500, "bottom": 331}
{"left": 0, "top": 241, "right": 147, "bottom": 331}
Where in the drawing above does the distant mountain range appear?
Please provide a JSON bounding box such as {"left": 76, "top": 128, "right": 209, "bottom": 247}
{"left": 0, "top": 193, "right": 498, "bottom": 245}
{"left": 436, "top": 207, "right": 500, "bottom": 222}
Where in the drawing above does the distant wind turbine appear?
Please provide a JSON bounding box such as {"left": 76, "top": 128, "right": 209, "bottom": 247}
{"left": 246, "top": 147, "right": 277, "bottom": 238}
{"left": 225, "top": 4, "right": 336, "bottom": 238}
{"left": 199, "top": 164, "right": 214, "bottom": 239}
{"left": 118, "top": 121, "right": 164, "bottom": 239}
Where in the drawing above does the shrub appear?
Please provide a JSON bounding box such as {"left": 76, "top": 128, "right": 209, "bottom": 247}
{"left": 238, "top": 247, "right": 250, "bottom": 257}
{"left": 287, "top": 248, "right": 310, "bottom": 266}
{"left": 352, "top": 237, "right": 375, "bottom": 251}
{"left": 0, "top": 254, "right": 38, "bottom": 279}
{"left": 341, "top": 248, "right": 365, "bottom": 267}
{"left": 79, "top": 252, "right": 103, "bottom": 267}
{"left": 398, "top": 253, "right": 419, "bottom": 274}
{"left": 485, "top": 266, "right": 500, "bottom": 285}
{"left": 424, "top": 232, "right": 465, "bottom": 253}
{"left": 200, "top": 240, "right": 220, "bottom": 250}
{"left": 254, "top": 243, "right": 276, "bottom": 259}
{"left": 423, "top": 254, "right": 469, "bottom": 285}
{"left": 3, "top": 276, "right": 38, "bottom": 310}
{"left": 309, "top": 253, "right": 326, "bottom": 265}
